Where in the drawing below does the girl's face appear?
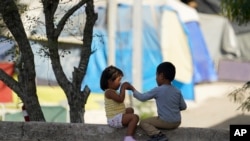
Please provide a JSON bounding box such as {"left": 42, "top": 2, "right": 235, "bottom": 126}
{"left": 108, "top": 75, "right": 122, "bottom": 90}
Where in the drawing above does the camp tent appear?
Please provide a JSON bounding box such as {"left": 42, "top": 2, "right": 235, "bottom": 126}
{"left": 196, "top": 0, "right": 250, "bottom": 61}
{"left": 1, "top": 0, "right": 220, "bottom": 101}
{"left": 193, "top": 0, "right": 250, "bottom": 81}
{"left": 82, "top": 0, "right": 218, "bottom": 100}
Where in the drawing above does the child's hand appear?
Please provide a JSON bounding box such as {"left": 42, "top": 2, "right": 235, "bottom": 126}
{"left": 121, "top": 82, "right": 135, "bottom": 91}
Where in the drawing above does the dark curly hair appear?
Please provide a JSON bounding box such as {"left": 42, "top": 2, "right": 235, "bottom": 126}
{"left": 100, "top": 65, "right": 124, "bottom": 91}
{"left": 156, "top": 62, "right": 176, "bottom": 82}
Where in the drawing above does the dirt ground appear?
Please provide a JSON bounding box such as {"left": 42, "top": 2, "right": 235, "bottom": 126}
{"left": 84, "top": 81, "right": 250, "bottom": 129}
{"left": 181, "top": 81, "right": 250, "bottom": 129}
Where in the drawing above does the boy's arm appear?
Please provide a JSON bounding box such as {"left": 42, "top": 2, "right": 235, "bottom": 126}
{"left": 107, "top": 82, "right": 134, "bottom": 103}
{"left": 132, "top": 89, "right": 156, "bottom": 102}
{"left": 105, "top": 82, "right": 133, "bottom": 103}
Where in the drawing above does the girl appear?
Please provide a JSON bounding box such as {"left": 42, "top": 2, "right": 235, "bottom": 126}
{"left": 100, "top": 65, "right": 139, "bottom": 141}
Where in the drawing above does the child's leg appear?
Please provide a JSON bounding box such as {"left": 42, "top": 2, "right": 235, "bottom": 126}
{"left": 125, "top": 107, "right": 134, "bottom": 114}
{"left": 139, "top": 117, "right": 161, "bottom": 136}
{"left": 139, "top": 117, "right": 180, "bottom": 136}
{"left": 122, "top": 113, "right": 139, "bottom": 136}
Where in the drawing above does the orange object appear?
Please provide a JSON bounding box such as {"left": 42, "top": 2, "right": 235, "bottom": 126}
{"left": 0, "top": 63, "right": 14, "bottom": 103}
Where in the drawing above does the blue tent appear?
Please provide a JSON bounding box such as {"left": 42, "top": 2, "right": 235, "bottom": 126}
{"left": 18, "top": 1, "right": 217, "bottom": 100}
{"left": 82, "top": 3, "right": 217, "bottom": 100}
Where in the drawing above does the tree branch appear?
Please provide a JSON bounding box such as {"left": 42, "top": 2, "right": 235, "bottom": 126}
{"left": 0, "top": 0, "right": 36, "bottom": 97}
{"left": 0, "top": 69, "right": 22, "bottom": 96}
{"left": 42, "top": 0, "right": 59, "bottom": 37}
{"left": 74, "top": 0, "right": 97, "bottom": 88}
{"left": 54, "top": 0, "right": 88, "bottom": 37}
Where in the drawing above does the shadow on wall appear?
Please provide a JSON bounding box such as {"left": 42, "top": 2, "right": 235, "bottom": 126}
{"left": 210, "top": 115, "right": 250, "bottom": 129}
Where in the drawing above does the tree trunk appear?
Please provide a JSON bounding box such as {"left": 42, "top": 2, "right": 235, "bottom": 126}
{"left": 42, "top": 0, "right": 97, "bottom": 123}
{"left": 0, "top": 0, "right": 45, "bottom": 121}
{"left": 68, "top": 85, "right": 91, "bottom": 123}
{"left": 21, "top": 95, "right": 45, "bottom": 121}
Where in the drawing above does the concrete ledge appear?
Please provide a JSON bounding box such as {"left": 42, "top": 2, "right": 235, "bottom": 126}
{"left": 0, "top": 122, "right": 229, "bottom": 141}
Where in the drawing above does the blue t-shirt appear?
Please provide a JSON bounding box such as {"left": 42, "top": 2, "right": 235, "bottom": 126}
{"left": 133, "top": 84, "right": 187, "bottom": 123}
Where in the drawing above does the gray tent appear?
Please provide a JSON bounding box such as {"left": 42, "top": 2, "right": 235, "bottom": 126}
{"left": 195, "top": 0, "right": 250, "bottom": 61}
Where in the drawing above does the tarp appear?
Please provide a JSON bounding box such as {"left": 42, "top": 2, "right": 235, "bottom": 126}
{"left": 195, "top": 0, "right": 250, "bottom": 61}
{"left": 0, "top": 63, "right": 14, "bottom": 103}
{"left": 0, "top": 37, "right": 14, "bottom": 103}
{"left": 0, "top": 38, "right": 15, "bottom": 103}
{"left": 161, "top": 9, "right": 193, "bottom": 83}
{"left": 0, "top": 38, "right": 15, "bottom": 61}
{"left": 195, "top": 0, "right": 221, "bottom": 14}
{"left": 82, "top": 1, "right": 217, "bottom": 100}
{"left": 165, "top": 1, "right": 217, "bottom": 83}
{"left": 0, "top": 0, "right": 219, "bottom": 101}
{"left": 198, "top": 13, "right": 240, "bottom": 66}
{"left": 12, "top": 0, "right": 218, "bottom": 100}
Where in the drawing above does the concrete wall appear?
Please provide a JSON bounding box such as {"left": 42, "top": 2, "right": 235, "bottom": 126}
{"left": 0, "top": 122, "right": 229, "bottom": 141}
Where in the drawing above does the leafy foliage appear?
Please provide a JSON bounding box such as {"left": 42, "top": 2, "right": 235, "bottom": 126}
{"left": 135, "top": 101, "right": 155, "bottom": 120}
{"left": 228, "top": 81, "right": 250, "bottom": 112}
{"left": 221, "top": 0, "right": 250, "bottom": 25}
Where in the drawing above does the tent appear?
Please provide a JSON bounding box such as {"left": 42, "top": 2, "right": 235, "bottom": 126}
{"left": 193, "top": 0, "right": 250, "bottom": 81}
{"left": 82, "top": 0, "right": 218, "bottom": 100}
{"left": 195, "top": 0, "right": 250, "bottom": 61}
{"left": 0, "top": 0, "right": 219, "bottom": 101}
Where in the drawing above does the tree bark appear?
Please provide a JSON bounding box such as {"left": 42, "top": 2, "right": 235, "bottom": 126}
{"left": 42, "top": 0, "right": 97, "bottom": 123}
{"left": 70, "top": 0, "right": 97, "bottom": 123}
{"left": 0, "top": 0, "right": 45, "bottom": 121}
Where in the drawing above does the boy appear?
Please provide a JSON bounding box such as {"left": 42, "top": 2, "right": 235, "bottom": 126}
{"left": 131, "top": 62, "right": 187, "bottom": 141}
